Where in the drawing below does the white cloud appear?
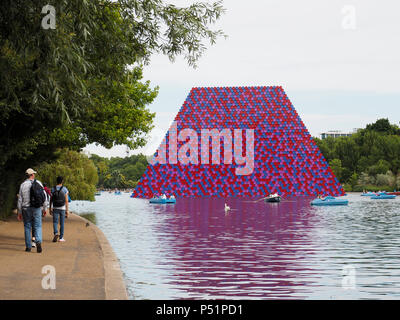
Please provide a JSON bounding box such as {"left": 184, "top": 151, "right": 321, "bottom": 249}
{"left": 144, "top": 0, "right": 400, "bottom": 93}
{"left": 84, "top": 111, "right": 176, "bottom": 158}
{"left": 87, "top": 0, "right": 400, "bottom": 157}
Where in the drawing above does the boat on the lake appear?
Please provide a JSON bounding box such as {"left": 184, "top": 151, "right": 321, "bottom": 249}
{"left": 371, "top": 193, "right": 396, "bottom": 200}
{"left": 311, "top": 196, "right": 349, "bottom": 206}
{"left": 149, "top": 195, "right": 176, "bottom": 204}
{"left": 149, "top": 198, "right": 167, "bottom": 204}
{"left": 114, "top": 191, "right": 122, "bottom": 195}
{"left": 265, "top": 194, "right": 281, "bottom": 203}
{"left": 361, "top": 192, "right": 376, "bottom": 197}
{"left": 95, "top": 192, "right": 101, "bottom": 196}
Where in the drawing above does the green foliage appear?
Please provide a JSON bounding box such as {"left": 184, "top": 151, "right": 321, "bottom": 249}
{"left": 0, "top": 0, "right": 225, "bottom": 217}
{"left": 358, "top": 172, "right": 375, "bottom": 186}
{"left": 79, "top": 213, "right": 97, "bottom": 225}
{"left": 91, "top": 153, "right": 148, "bottom": 189}
{"left": 329, "top": 159, "right": 343, "bottom": 181}
{"left": 36, "top": 149, "right": 98, "bottom": 201}
{"left": 375, "top": 171, "right": 396, "bottom": 188}
{"left": 367, "top": 160, "right": 391, "bottom": 176}
{"left": 343, "top": 184, "right": 353, "bottom": 192}
{"left": 365, "top": 118, "right": 400, "bottom": 135}
{"left": 0, "top": 171, "right": 20, "bottom": 220}
{"left": 352, "top": 185, "right": 392, "bottom": 193}
{"left": 348, "top": 172, "right": 359, "bottom": 189}
{"left": 317, "top": 119, "right": 400, "bottom": 191}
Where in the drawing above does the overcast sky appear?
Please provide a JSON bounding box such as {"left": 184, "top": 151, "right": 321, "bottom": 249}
{"left": 85, "top": 0, "right": 400, "bottom": 158}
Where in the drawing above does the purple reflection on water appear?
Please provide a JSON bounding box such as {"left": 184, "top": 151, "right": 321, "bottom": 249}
{"left": 153, "top": 197, "right": 318, "bottom": 299}
{"left": 72, "top": 193, "right": 400, "bottom": 299}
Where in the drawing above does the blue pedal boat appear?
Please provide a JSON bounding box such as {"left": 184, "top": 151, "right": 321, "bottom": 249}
{"left": 361, "top": 192, "right": 376, "bottom": 197}
{"left": 311, "top": 196, "right": 349, "bottom": 206}
{"left": 149, "top": 197, "right": 176, "bottom": 204}
{"left": 371, "top": 194, "right": 396, "bottom": 200}
{"left": 149, "top": 198, "right": 166, "bottom": 204}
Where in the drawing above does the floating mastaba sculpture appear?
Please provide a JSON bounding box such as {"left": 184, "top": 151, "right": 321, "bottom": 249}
{"left": 132, "top": 86, "right": 344, "bottom": 198}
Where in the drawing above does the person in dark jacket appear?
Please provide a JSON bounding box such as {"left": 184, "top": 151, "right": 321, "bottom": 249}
{"left": 49, "top": 176, "right": 69, "bottom": 242}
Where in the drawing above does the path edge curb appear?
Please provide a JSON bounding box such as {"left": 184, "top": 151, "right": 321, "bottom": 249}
{"left": 73, "top": 213, "right": 128, "bottom": 300}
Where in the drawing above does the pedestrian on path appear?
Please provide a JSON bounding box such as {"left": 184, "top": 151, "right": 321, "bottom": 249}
{"left": 17, "top": 168, "right": 48, "bottom": 253}
{"left": 17, "top": 192, "right": 36, "bottom": 248}
{"left": 50, "top": 176, "right": 69, "bottom": 242}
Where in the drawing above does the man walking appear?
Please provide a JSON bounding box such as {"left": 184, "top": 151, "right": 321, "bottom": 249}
{"left": 17, "top": 168, "right": 48, "bottom": 253}
{"left": 50, "top": 176, "right": 69, "bottom": 242}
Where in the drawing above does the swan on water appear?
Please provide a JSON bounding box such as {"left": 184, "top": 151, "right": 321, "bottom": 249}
{"left": 224, "top": 203, "right": 230, "bottom": 212}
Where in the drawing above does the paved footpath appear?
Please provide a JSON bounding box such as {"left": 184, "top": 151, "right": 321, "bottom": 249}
{"left": 0, "top": 213, "right": 127, "bottom": 300}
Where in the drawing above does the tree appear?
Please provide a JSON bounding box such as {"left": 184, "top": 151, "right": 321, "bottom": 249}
{"left": 367, "top": 160, "right": 391, "bottom": 176}
{"left": 315, "top": 119, "right": 400, "bottom": 189}
{"left": 333, "top": 137, "right": 359, "bottom": 173}
{"left": 36, "top": 149, "right": 98, "bottom": 201}
{"left": 358, "top": 172, "right": 374, "bottom": 187}
{"left": 0, "top": 0, "right": 225, "bottom": 217}
{"left": 329, "top": 159, "right": 343, "bottom": 182}
{"left": 365, "top": 118, "right": 400, "bottom": 135}
{"left": 376, "top": 171, "right": 395, "bottom": 188}
{"left": 91, "top": 153, "right": 148, "bottom": 188}
{"left": 348, "top": 172, "right": 359, "bottom": 190}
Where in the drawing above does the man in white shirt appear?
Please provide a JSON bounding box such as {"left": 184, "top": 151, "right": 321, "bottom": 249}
{"left": 17, "top": 168, "right": 48, "bottom": 253}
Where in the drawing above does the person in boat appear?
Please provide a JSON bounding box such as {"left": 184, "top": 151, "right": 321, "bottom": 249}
{"left": 317, "top": 194, "right": 326, "bottom": 201}
{"left": 161, "top": 194, "right": 167, "bottom": 199}
{"left": 169, "top": 195, "right": 175, "bottom": 199}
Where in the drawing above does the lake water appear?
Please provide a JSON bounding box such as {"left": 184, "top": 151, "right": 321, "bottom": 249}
{"left": 70, "top": 193, "right": 400, "bottom": 300}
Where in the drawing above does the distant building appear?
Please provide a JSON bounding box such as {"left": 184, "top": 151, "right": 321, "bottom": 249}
{"left": 320, "top": 129, "right": 360, "bottom": 140}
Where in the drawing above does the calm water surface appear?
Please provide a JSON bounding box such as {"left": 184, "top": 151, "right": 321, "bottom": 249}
{"left": 70, "top": 193, "right": 400, "bottom": 299}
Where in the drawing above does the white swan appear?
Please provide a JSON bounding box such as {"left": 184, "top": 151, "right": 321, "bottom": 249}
{"left": 224, "top": 203, "right": 230, "bottom": 212}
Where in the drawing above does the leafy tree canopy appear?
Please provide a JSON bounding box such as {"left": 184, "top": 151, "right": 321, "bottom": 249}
{"left": 315, "top": 119, "right": 400, "bottom": 191}
{"left": 0, "top": 0, "right": 225, "bottom": 217}
{"left": 0, "top": 0, "right": 225, "bottom": 167}
{"left": 365, "top": 118, "right": 400, "bottom": 135}
{"left": 36, "top": 149, "right": 98, "bottom": 201}
{"left": 91, "top": 153, "right": 148, "bottom": 188}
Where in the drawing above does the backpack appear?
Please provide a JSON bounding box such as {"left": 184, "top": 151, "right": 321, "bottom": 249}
{"left": 52, "top": 186, "right": 66, "bottom": 207}
{"left": 30, "top": 180, "right": 46, "bottom": 208}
